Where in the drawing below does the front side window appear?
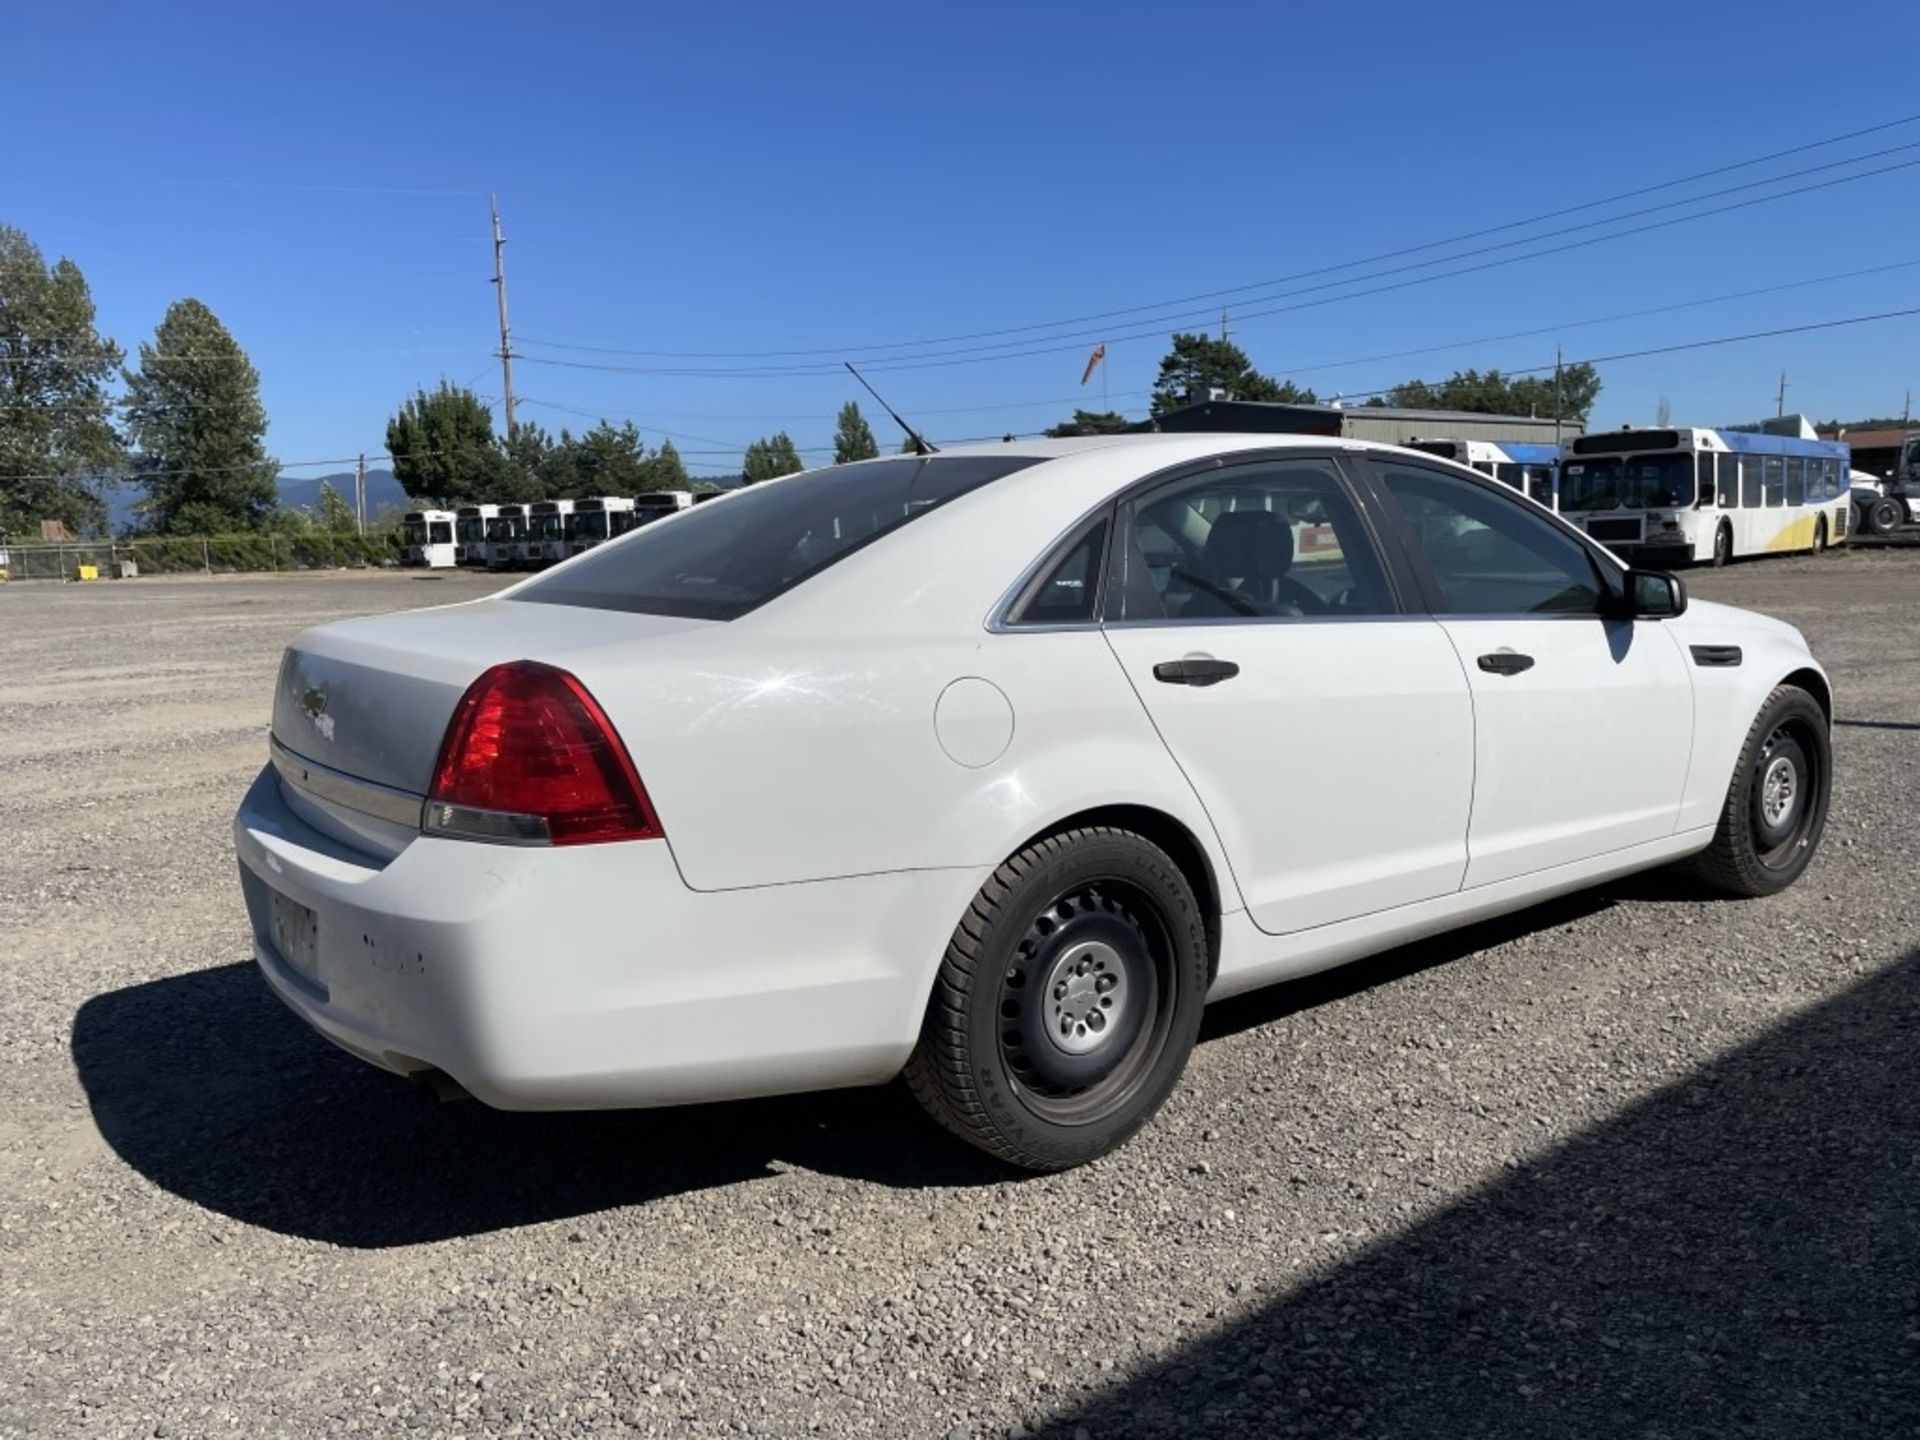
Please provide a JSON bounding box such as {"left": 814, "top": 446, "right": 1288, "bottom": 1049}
{"left": 1717, "top": 454, "right": 1737, "bottom": 510}
{"left": 1764, "top": 456, "right": 1785, "bottom": 507}
{"left": 1695, "top": 454, "right": 1715, "bottom": 508}
{"left": 1373, "top": 462, "right": 1606, "bottom": 616}
{"left": 1112, "top": 459, "right": 1394, "bottom": 622}
{"left": 516, "top": 455, "right": 1038, "bottom": 620}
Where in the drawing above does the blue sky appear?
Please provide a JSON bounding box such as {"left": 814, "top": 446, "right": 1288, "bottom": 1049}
{"left": 11, "top": 0, "right": 1919, "bottom": 478}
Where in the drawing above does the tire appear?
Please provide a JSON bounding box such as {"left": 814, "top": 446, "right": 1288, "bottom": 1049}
{"left": 1812, "top": 516, "right": 1827, "bottom": 554}
{"left": 1710, "top": 521, "right": 1733, "bottom": 568}
{"left": 904, "top": 827, "right": 1209, "bottom": 1171}
{"left": 1867, "top": 497, "right": 1903, "bottom": 536}
{"left": 1685, "top": 685, "right": 1831, "bottom": 897}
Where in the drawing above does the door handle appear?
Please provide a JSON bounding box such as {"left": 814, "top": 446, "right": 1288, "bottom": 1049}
{"left": 1153, "top": 658, "right": 1240, "bottom": 687}
{"left": 1476, "top": 651, "right": 1535, "bottom": 676}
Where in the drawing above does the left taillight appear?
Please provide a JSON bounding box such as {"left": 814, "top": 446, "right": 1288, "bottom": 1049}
{"left": 426, "top": 660, "right": 661, "bottom": 846}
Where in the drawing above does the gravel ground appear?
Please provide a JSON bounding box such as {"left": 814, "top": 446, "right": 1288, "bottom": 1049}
{"left": 1, "top": 554, "right": 1916, "bottom": 1439}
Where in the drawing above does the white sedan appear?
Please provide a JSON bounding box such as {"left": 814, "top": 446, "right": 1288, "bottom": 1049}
{"left": 235, "top": 435, "right": 1832, "bottom": 1169}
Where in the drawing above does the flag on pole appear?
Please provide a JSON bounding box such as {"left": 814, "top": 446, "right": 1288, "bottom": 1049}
{"left": 1080, "top": 343, "right": 1107, "bottom": 386}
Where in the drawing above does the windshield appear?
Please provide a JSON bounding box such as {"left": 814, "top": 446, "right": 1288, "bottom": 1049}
{"left": 401, "top": 519, "right": 428, "bottom": 546}
{"left": 1901, "top": 437, "right": 1920, "bottom": 482}
{"left": 1560, "top": 454, "right": 1692, "bottom": 511}
{"left": 570, "top": 511, "right": 612, "bottom": 541}
{"left": 532, "top": 512, "right": 569, "bottom": 539}
{"left": 486, "top": 516, "right": 526, "bottom": 541}
{"left": 514, "top": 455, "right": 1039, "bottom": 620}
{"left": 456, "top": 517, "right": 486, "bottom": 542}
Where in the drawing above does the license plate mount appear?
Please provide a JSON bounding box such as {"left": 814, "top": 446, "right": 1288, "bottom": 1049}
{"left": 269, "top": 891, "right": 321, "bottom": 985}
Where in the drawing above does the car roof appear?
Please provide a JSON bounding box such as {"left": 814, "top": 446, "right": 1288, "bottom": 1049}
{"left": 928, "top": 430, "right": 1445, "bottom": 469}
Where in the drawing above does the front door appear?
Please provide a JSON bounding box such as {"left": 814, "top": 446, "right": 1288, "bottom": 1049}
{"left": 1359, "top": 458, "right": 1693, "bottom": 889}
{"left": 1100, "top": 454, "right": 1475, "bottom": 936}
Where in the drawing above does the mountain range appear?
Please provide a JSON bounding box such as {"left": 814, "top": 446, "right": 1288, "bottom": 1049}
{"left": 103, "top": 469, "right": 407, "bottom": 534}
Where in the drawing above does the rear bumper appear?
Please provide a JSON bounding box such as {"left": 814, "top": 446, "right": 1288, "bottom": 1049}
{"left": 233, "top": 766, "right": 985, "bottom": 1109}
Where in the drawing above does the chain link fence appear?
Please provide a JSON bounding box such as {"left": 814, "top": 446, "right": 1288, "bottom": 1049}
{"left": 1, "top": 532, "right": 401, "bottom": 581}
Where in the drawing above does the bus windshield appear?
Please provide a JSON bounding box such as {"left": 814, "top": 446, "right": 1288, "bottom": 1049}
{"left": 570, "top": 511, "right": 612, "bottom": 541}
{"left": 456, "top": 517, "right": 486, "bottom": 543}
{"left": 401, "top": 519, "right": 429, "bottom": 547}
{"left": 486, "top": 515, "right": 526, "bottom": 541}
{"left": 532, "top": 512, "right": 569, "bottom": 540}
{"left": 1561, "top": 454, "right": 1692, "bottom": 511}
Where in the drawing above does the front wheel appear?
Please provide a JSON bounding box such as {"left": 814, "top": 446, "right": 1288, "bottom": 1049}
{"left": 1812, "top": 516, "right": 1827, "bottom": 554}
{"left": 905, "top": 827, "right": 1209, "bottom": 1171}
{"left": 1867, "top": 497, "right": 1904, "bottom": 535}
{"left": 1685, "top": 685, "right": 1830, "bottom": 897}
{"left": 1710, "top": 521, "right": 1733, "bottom": 568}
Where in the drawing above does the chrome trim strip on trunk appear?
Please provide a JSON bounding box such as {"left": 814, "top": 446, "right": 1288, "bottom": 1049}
{"left": 269, "top": 734, "right": 426, "bottom": 829}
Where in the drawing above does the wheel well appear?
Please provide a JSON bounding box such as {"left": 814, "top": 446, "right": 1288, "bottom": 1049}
{"left": 1783, "top": 666, "right": 1832, "bottom": 724}
{"left": 1019, "top": 805, "right": 1225, "bottom": 983}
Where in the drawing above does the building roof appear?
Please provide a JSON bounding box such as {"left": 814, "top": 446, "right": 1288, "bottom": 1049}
{"left": 1817, "top": 425, "right": 1910, "bottom": 449}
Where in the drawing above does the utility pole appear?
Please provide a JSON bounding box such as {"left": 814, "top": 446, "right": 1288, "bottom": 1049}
{"left": 354, "top": 453, "right": 366, "bottom": 534}
{"left": 1553, "top": 344, "right": 1563, "bottom": 452}
{"left": 1776, "top": 368, "right": 1788, "bottom": 419}
{"left": 491, "top": 195, "right": 517, "bottom": 437}
{"left": 1903, "top": 388, "right": 1911, "bottom": 429}
{"left": 1219, "top": 308, "right": 1230, "bottom": 344}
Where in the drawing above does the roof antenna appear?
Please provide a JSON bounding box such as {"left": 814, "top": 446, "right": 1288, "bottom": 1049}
{"left": 844, "top": 362, "right": 937, "bottom": 454}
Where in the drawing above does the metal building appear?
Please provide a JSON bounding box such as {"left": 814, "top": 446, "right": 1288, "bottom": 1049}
{"left": 1133, "top": 399, "right": 1583, "bottom": 447}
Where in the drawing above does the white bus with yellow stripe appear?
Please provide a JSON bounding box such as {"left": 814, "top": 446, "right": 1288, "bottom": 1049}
{"left": 1559, "top": 425, "right": 1850, "bottom": 567}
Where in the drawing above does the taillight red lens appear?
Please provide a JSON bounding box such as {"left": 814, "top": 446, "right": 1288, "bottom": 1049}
{"left": 428, "top": 661, "right": 661, "bottom": 846}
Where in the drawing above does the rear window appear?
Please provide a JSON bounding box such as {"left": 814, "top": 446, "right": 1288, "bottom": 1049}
{"left": 511, "top": 455, "right": 1040, "bottom": 620}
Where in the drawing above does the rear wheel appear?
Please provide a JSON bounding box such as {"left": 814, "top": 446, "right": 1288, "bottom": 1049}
{"left": 1868, "top": 496, "right": 1904, "bottom": 535}
{"left": 1711, "top": 521, "right": 1733, "bottom": 568}
{"left": 1684, "top": 685, "right": 1830, "bottom": 897}
{"left": 905, "top": 827, "right": 1208, "bottom": 1171}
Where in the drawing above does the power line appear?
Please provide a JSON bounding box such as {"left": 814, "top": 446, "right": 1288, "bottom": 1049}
{"left": 511, "top": 151, "right": 1920, "bottom": 381}
{"left": 514, "top": 112, "right": 1920, "bottom": 362}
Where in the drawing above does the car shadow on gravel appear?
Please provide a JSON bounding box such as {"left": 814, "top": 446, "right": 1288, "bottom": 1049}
{"left": 1038, "top": 945, "right": 1920, "bottom": 1439}
{"left": 70, "top": 962, "right": 1008, "bottom": 1248}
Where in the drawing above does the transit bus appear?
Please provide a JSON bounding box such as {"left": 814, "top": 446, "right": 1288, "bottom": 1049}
{"left": 399, "top": 510, "right": 457, "bottom": 569}
{"left": 567, "top": 496, "right": 636, "bottom": 556}
{"left": 1405, "top": 439, "right": 1558, "bottom": 507}
{"left": 484, "top": 504, "right": 531, "bottom": 571}
{"left": 453, "top": 504, "right": 499, "bottom": 567}
{"left": 525, "top": 499, "right": 576, "bottom": 567}
{"left": 610, "top": 490, "right": 697, "bottom": 536}
{"left": 1558, "top": 426, "right": 1851, "bottom": 567}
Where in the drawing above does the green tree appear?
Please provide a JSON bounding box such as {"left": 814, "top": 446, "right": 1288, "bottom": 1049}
{"left": 1150, "top": 333, "right": 1315, "bottom": 415}
{"left": 742, "top": 431, "right": 805, "bottom": 483}
{"left": 833, "top": 401, "right": 880, "bottom": 464}
{"left": 549, "top": 421, "right": 649, "bottom": 499}
{"left": 122, "top": 299, "right": 278, "bottom": 533}
{"left": 315, "top": 480, "right": 357, "bottom": 532}
{"left": 1045, "top": 408, "right": 1132, "bottom": 437}
{"left": 502, "top": 420, "right": 558, "bottom": 502}
{"left": 642, "top": 437, "right": 689, "bottom": 491}
{"left": 385, "top": 383, "right": 510, "bottom": 507}
{"left": 1375, "top": 364, "right": 1601, "bottom": 423}
{"left": 0, "top": 226, "right": 124, "bottom": 537}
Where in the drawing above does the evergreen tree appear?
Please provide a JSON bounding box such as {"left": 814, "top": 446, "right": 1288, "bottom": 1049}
{"left": 833, "top": 401, "right": 880, "bottom": 464}
{"left": 0, "top": 225, "right": 124, "bottom": 537}
{"left": 642, "top": 437, "right": 689, "bottom": 491}
{"left": 502, "top": 420, "right": 558, "bottom": 502}
{"left": 385, "top": 383, "right": 510, "bottom": 507}
{"left": 315, "top": 480, "right": 357, "bottom": 532}
{"left": 122, "top": 299, "right": 278, "bottom": 533}
{"left": 1376, "top": 364, "right": 1601, "bottom": 423}
{"left": 1045, "top": 408, "right": 1132, "bottom": 437}
{"left": 1150, "top": 333, "right": 1315, "bottom": 415}
{"left": 742, "top": 431, "right": 806, "bottom": 483}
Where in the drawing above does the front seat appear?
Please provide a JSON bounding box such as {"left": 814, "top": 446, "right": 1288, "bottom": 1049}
{"left": 1183, "top": 510, "right": 1294, "bottom": 616}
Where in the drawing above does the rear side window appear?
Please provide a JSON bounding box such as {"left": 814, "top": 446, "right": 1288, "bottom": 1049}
{"left": 1006, "top": 519, "right": 1108, "bottom": 626}
{"left": 514, "top": 455, "right": 1039, "bottom": 620}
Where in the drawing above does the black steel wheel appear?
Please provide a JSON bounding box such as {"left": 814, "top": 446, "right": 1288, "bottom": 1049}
{"left": 1711, "top": 522, "right": 1733, "bottom": 568}
{"left": 905, "top": 827, "right": 1208, "bottom": 1170}
{"left": 1868, "top": 496, "right": 1904, "bottom": 536}
{"left": 1685, "top": 685, "right": 1830, "bottom": 897}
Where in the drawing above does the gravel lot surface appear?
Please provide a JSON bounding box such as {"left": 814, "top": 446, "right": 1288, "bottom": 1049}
{"left": 1, "top": 554, "right": 1916, "bottom": 1439}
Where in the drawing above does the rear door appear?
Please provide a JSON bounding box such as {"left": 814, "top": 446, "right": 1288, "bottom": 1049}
{"left": 1100, "top": 453, "right": 1475, "bottom": 936}
{"left": 1356, "top": 456, "right": 1693, "bottom": 889}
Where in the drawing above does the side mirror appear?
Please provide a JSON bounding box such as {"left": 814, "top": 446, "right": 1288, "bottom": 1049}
{"left": 1622, "top": 568, "right": 1687, "bottom": 619}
